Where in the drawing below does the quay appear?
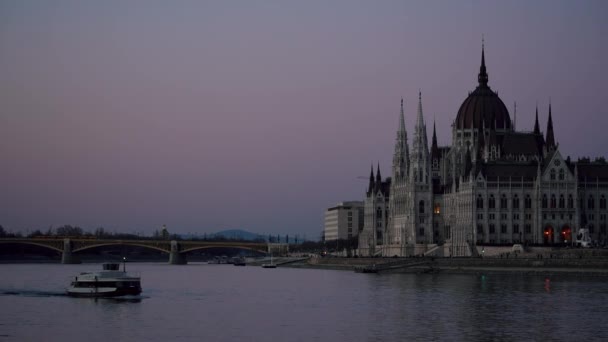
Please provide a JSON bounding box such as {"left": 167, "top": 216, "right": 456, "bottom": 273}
{"left": 285, "top": 249, "right": 608, "bottom": 276}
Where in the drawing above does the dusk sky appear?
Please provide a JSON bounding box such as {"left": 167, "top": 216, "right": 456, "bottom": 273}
{"left": 1, "top": 1, "right": 607, "bottom": 238}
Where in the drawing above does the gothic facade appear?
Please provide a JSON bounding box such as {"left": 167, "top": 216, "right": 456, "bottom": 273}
{"left": 358, "top": 46, "right": 608, "bottom": 257}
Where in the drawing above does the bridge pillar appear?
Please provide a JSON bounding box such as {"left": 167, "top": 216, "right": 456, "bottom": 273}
{"left": 61, "top": 239, "right": 81, "bottom": 264}
{"left": 169, "top": 240, "right": 187, "bottom": 265}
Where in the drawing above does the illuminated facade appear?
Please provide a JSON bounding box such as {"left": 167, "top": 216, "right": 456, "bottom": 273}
{"left": 358, "top": 46, "right": 608, "bottom": 257}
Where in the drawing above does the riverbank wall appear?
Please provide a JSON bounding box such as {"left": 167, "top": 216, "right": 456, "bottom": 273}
{"left": 288, "top": 254, "right": 608, "bottom": 276}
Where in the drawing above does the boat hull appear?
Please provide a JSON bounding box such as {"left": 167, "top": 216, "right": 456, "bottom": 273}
{"left": 67, "top": 286, "right": 141, "bottom": 298}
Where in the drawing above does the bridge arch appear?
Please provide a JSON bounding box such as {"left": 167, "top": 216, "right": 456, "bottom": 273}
{"left": 0, "top": 240, "right": 63, "bottom": 253}
{"left": 179, "top": 245, "right": 268, "bottom": 255}
{"left": 72, "top": 242, "right": 171, "bottom": 254}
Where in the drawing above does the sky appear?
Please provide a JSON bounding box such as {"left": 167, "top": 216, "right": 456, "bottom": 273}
{"left": 1, "top": 0, "right": 607, "bottom": 238}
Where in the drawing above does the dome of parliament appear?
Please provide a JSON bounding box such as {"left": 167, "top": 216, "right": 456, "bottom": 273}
{"left": 455, "top": 47, "right": 511, "bottom": 130}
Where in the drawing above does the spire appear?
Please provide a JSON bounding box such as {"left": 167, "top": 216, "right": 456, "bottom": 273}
{"left": 432, "top": 121, "right": 438, "bottom": 148}
{"left": 368, "top": 164, "right": 375, "bottom": 194}
{"left": 392, "top": 98, "right": 409, "bottom": 180}
{"left": 416, "top": 91, "right": 425, "bottom": 129}
{"left": 546, "top": 101, "right": 555, "bottom": 149}
{"left": 533, "top": 105, "right": 540, "bottom": 135}
{"left": 418, "top": 91, "right": 428, "bottom": 149}
{"left": 399, "top": 98, "right": 405, "bottom": 133}
{"left": 513, "top": 101, "right": 517, "bottom": 131}
{"left": 431, "top": 120, "right": 439, "bottom": 160}
{"left": 376, "top": 162, "right": 382, "bottom": 185}
{"left": 411, "top": 90, "right": 430, "bottom": 184}
{"left": 478, "top": 38, "right": 489, "bottom": 86}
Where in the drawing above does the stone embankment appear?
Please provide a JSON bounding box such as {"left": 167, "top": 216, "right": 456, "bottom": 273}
{"left": 287, "top": 253, "right": 608, "bottom": 276}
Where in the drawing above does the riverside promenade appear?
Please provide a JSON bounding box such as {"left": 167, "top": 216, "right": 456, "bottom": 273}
{"left": 286, "top": 248, "right": 608, "bottom": 276}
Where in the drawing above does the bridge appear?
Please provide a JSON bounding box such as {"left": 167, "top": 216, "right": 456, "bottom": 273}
{"left": 0, "top": 238, "right": 288, "bottom": 264}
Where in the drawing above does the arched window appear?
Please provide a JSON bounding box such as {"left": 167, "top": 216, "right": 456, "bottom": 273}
{"left": 601, "top": 195, "right": 607, "bottom": 210}
{"left": 559, "top": 169, "right": 565, "bottom": 180}
{"left": 542, "top": 194, "right": 548, "bottom": 209}
{"left": 550, "top": 169, "right": 556, "bottom": 180}
{"left": 434, "top": 203, "right": 440, "bottom": 214}
{"left": 550, "top": 194, "right": 556, "bottom": 209}
{"left": 525, "top": 195, "right": 532, "bottom": 209}
{"left": 476, "top": 195, "right": 484, "bottom": 209}
{"left": 489, "top": 195, "right": 496, "bottom": 209}
{"left": 419, "top": 200, "right": 425, "bottom": 214}
{"left": 513, "top": 195, "right": 520, "bottom": 209}
{"left": 588, "top": 195, "right": 595, "bottom": 210}
{"left": 568, "top": 194, "right": 574, "bottom": 209}
{"left": 559, "top": 194, "right": 565, "bottom": 209}
{"left": 500, "top": 194, "right": 508, "bottom": 209}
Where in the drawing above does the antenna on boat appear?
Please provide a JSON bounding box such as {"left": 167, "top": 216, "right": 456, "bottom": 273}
{"left": 123, "top": 257, "right": 126, "bottom": 272}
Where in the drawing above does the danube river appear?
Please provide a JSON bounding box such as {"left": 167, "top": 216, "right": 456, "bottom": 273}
{"left": 1, "top": 263, "right": 608, "bottom": 341}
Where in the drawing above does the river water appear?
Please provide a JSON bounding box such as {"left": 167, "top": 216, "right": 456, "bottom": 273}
{"left": 1, "top": 263, "right": 608, "bottom": 341}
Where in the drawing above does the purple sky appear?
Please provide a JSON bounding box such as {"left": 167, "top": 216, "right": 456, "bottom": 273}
{"left": 1, "top": 1, "right": 607, "bottom": 238}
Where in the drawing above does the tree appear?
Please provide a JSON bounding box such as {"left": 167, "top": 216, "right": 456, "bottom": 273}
{"left": 28, "top": 229, "right": 43, "bottom": 238}
{"left": 161, "top": 225, "right": 169, "bottom": 240}
{"left": 95, "top": 227, "right": 106, "bottom": 238}
{"left": 0, "top": 225, "right": 5, "bottom": 237}
{"left": 55, "top": 225, "right": 83, "bottom": 236}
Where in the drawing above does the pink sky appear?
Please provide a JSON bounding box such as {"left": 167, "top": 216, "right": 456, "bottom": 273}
{"left": 1, "top": 0, "right": 607, "bottom": 237}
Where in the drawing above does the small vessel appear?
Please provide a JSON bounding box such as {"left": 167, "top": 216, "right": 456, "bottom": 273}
{"left": 67, "top": 260, "right": 141, "bottom": 297}
{"left": 261, "top": 254, "right": 276, "bottom": 268}
{"left": 233, "top": 257, "right": 246, "bottom": 266}
{"left": 354, "top": 265, "right": 378, "bottom": 273}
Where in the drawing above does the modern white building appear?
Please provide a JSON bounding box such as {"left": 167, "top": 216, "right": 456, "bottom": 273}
{"left": 324, "top": 201, "right": 364, "bottom": 241}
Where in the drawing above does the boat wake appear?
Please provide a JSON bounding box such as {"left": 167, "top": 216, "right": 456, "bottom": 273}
{"left": 0, "top": 289, "right": 67, "bottom": 297}
{"left": 0, "top": 289, "right": 149, "bottom": 301}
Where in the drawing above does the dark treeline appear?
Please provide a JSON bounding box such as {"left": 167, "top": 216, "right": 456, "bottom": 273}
{"left": 0, "top": 225, "right": 313, "bottom": 246}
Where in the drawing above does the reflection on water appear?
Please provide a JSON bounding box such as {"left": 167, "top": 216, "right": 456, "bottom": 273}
{"left": 1, "top": 263, "right": 608, "bottom": 341}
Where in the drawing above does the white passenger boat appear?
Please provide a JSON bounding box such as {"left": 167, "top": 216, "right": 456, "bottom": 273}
{"left": 67, "top": 261, "right": 141, "bottom": 297}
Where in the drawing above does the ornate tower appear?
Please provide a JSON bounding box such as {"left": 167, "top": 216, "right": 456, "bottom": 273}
{"left": 392, "top": 98, "right": 409, "bottom": 181}
{"left": 388, "top": 98, "right": 410, "bottom": 251}
{"left": 407, "top": 92, "right": 433, "bottom": 245}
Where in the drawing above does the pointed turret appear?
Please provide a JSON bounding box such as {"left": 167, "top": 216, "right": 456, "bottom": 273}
{"left": 399, "top": 98, "right": 406, "bottom": 134}
{"left": 415, "top": 91, "right": 429, "bottom": 149}
{"left": 533, "top": 106, "right": 540, "bottom": 135}
{"left": 368, "top": 164, "right": 375, "bottom": 194}
{"left": 478, "top": 40, "right": 489, "bottom": 87}
{"left": 411, "top": 91, "right": 430, "bottom": 184}
{"left": 376, "top": 163, "right": 382, "bottom": 185}
{"left": 513, "top": 102, "right": 517, "bottom": 131}
{"left": 546, "top": 102, "right": 555, "bottom": 150}
{"left": 392, "top": 98, "right": 410, "bottom": 181}
{"left": 431, "top": 120, "right": 439, "bottom": 161}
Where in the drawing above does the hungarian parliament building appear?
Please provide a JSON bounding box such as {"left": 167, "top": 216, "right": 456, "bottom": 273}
{"left": 358, "top": 46, "right": 608, "bottom": 257}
